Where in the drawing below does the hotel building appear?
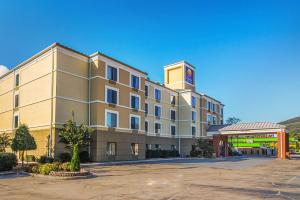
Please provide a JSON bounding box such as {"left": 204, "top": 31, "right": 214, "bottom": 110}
{"left": 0, "top": 43, "right": 224, "bottom": 161}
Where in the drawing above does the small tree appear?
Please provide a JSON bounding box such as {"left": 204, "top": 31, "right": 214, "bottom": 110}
{"left": 191, "top": 138, "right": 214, "bottom": 158}
{"left": 226, "top": 117, "right": 241, "bottom": 124}
{"left": 0, "top": 132, "right": 11, "bottom": 153}
{"left": 11, "top": 125, "right": 37, "bottom": 166}
{"left": 59, "top": 119, "right": 93, "bottom": 171}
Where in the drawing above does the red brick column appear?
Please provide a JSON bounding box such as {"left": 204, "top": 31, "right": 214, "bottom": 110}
{"left": 223, "top": 136, "right": 229, "bottom": 157}
{"left": 213, "top": 135, "right": 221, "bottom": 157}
{"left": 277, "top": 130, "right": 289, "bottom": 159}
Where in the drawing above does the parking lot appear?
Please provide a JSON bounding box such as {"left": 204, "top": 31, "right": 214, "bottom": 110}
{"left": 1, "top": 157, "right": 299, "bottom": 200}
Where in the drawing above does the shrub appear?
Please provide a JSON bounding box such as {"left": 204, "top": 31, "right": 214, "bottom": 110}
{"left": 26, "top": 155, "right": 36, "bottom": 162}
{"left": 31, "top": 165, "right": 40, "bottom": 174}
{"left": 37, "top": 156, "right": 54, "bottom": 164}
{"left": 146, "top": 150, "right": 179, "bottom": 159}
{"left": 59, "top": 153, "right": 71, "bottom": 162}
{"left": 79, "top": 151, "right": 90, "bottom": 163}
{"left": 70, "top": 145, "right": 80, "bottom": 171}
{"left": 0, "top": 153, "right": 17, "bottom": 171}
{"left": 190, "top": 150, "right": 202, "bottom": 157}
{"left": 59, "top": 162, "right": 71, "bottom": 171}
{"left": 39, "top": 163, "right": 59, "bottom": 175}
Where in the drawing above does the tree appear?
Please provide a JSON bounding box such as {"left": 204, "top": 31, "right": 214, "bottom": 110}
{"left": 59, "top": 119, "right": 93, "bottom": 171}
{"left": 226, "top": 117, "right": 241, "bottom": 125}
{"left": 191, "top": 138, "right": 214, "bottom": 158}
{"left": 11, "top": 124, "right": 37, "bottom": 166}
{"left": 0, "top": 133, "right": 12, "bottom": 153}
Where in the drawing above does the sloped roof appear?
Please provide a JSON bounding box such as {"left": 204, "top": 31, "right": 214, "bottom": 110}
{"left": 207, "top": 122, "right": 285, "bottom": 132}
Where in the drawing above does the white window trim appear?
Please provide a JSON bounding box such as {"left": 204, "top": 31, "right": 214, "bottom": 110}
{"left": 105, "top": 85, "right": 119, "bottom": 105}
{"left": 14, "top": 113, "right": 19, "bottom": 129}
{"left": 154, "top": 104, "right": 162, "bottom": 117}
{"left": 105, "top": 109, "right": 119, "bottom": 128}
{"left": 130, "top": 72, "right": 141, "bottom": 90}
{"left": 145, "top": 103, "right": 149, "bottom": 114}
{"left": 191, "top": 95, "right": 197, "bottom": 107}
{"left": 192, "top": 111, "right": 197, "bottom": 121}
{"left": 170, "top": 94, "right": 176, "bottom": 104}
{"left": 170, "top": 124, "right": 176, "bottom": 136}
{"left": 130, "top": 93, "right": 140, "bottom": 109}
{"left": 15, "top": 73, "right": 20, "bottom": 87}
{"left": 106, "top": 64, "right": 119, "bottom": 82}
{"left": 145, "top": 85, "right": 149, "bottom": 96}
{"left": 144, "top": 120, "right": 149, "bottom": 133}
{"left": 170, "top": 109, "right": 176, "bottom": 121}
{"left": 154, "top": 88, "right": 161, "bottom": 100}
{"left": 212, "top": 103, "right": 216, "bottom": 112}
{"left": 154, "top": 121, "right": 162, "bottom": 134}
{"left": 191, "top": 125, "right": 197, "bottom": 136}
{"left": 14, "top": 91, "right": 20, "bottom": 108}
{"left": 129, "top": 114, "right": 141, "bottom": 131}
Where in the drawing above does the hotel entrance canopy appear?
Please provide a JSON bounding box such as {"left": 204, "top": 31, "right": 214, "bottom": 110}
{"left": 207, "top": 122, "right": 289, "bottom": 159}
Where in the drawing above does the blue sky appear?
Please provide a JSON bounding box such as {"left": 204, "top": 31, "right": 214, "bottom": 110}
{"left": 0, "top": 0, "right": 299, "bottom": 122}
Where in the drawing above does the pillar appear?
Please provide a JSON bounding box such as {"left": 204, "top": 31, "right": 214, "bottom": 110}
{"left": 213, "top": 135, "right": 221, "bottom": 157}
{"left": 223, "top": 136, "right": 229, "bottom": 157}
{"left": 277, "top": 130, "right": 289, "bottom": 159}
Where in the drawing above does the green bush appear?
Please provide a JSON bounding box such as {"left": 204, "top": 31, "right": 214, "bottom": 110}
{"left": 190, "top": 150, "right": 202, "bottom": 157}
{"left": 0, "top": 153, "right": 17, "bottom": 171}
{"left": 79, "top": 151, "right": 90, "bottom": 163}
{"left": 26, "top": 155, "right": 36, "bottom": 162}
{"left": 59, "top": 162, "right": 71, "bottom": 171}
{"left": 70, "top": 145, "right": 80, "bottom": 171}
{"left": 39, "top": 163, "right": 59, "bottom": 175}
{"left": 146, "top": 150, "right": 179, "bottom": 159}
{"left": 59, "top": 153, "right": 71, "bottom": 162}
{"left": 37, "top": 156, "right": 54, "bottom": 164}
{"left": 31, "top": 165, "right": 40, "bottom": 174}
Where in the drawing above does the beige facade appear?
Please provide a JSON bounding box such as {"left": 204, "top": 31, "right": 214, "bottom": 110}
{"left": 0, "top": 43, "right": 224, "bottom": 161}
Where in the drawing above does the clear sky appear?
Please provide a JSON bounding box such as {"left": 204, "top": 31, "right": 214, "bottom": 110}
{"left": 0, "top": 0, "right": 299, "bottom": 123}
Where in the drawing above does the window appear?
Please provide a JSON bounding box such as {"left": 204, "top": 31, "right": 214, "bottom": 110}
{"left": 155, "top": 144, "right": 161, "bottom": 150}
{"left": 155, "top": 106, "right": 161, "bottom": 117}
{"left": 15, "top": 74, "right": 20, "bottom": 87}
{"left": 146, "top": 144, "right": 152, "bottom": 150}
{"left": 131, "top": 75, "right": 139, "bottom": 89}
{"left": 130, "top": 115, "right": 140, "bottom": 130}
{"left": 106, "top": 110, "right": 118, "bottom": 128}
{"left": 170, "top": 95, "right": 176, "bottom": 105}
{"left": 171, "top": 125, "right": 176, "bottom": 136}
{"left": 171, "top": 110, "right": 176, "bottom": 121}
{"left": 207, "top": 101, "right": 211, "bottom": 111}
{"left": 145, "top": 121, "right": 148, "bottom": 132}
{"left": 213, "top": 116, "right": 217, "bottom": 125}
{"left": 145, "top": 103, "right": 148, "bottom": 114}
{"left": 131, "top": 143, "right": 139, "bottom": 156}
{"left": 155, "top": 89, "right": 161, "bottom": 101}
{"left": 191, "top": 96, "right": 196, "bottom": 108}
{"left": 155, "top": 123, "right": 161, "bottom": 134}
{"left": 14, "top": 115, "right": 19, "bottom": 128}
{"left": 192, "top": 126, "right": 196, "bottom": 137}
{"left": 145, "top": 85, "right": 148, "bottom": 97}
{"left": 14, "top": 94, "right": 19, "bottom": 108}
{"left": 130, "top": 94, "right": 140, "bottom": 110}
{"left": 192, "top": 111, "right": 197, "bottom": 121}
{"left": 106, "top": 87, "right": 118, "bottom": 104}
{"left": 107, "top": 65, "right": 118, "bottom": 81}
{"left": 221, "top": 108, "right": 224, "bottom": 116}
{"left": 207, "top": 114, "right": 217, "bottom": 125}
{"left": 171, "top": 145, "right": 176, "bottom": 150}
{"left": 212, "top": 103, "right": 216, "bottom": 112}
{"left": 106, "top": 142, "right": 116, "bottom": 156}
